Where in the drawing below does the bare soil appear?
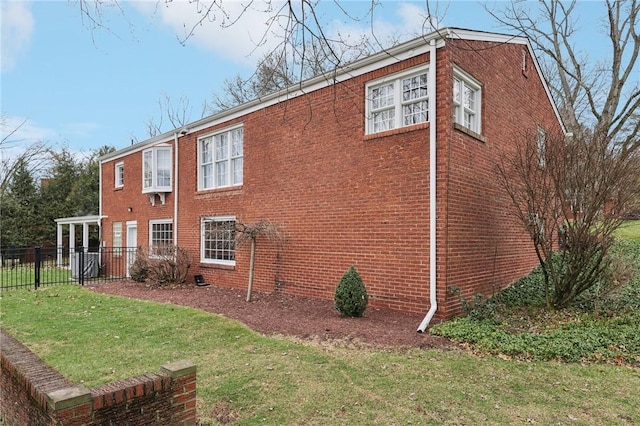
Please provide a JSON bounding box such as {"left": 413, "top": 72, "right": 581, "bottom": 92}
{"left": 88, "top": 281, "right": 453, "bottom": 349}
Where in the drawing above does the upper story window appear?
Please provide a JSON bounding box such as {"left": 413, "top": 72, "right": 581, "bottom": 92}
{"left": 198, "top": 126, "right": 243, "bottom": 191}
{"left": 115, "top": 162, "right": 124, "bottom": 188}
{"left": 366, "top": 67, "right": 429, "bottom": 134}
{"left": 142, "top": 146, "right": 172, "bottom": 193}
{"left": 453, "top": 68, "right": 482, "bottom": 134}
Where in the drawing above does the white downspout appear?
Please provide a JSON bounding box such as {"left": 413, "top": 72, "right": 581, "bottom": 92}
{"left": 417, "top": 39, "right": 438, "bottom": 332}
{"left": 174, "top": 132, "right": 179, "bottom": 248}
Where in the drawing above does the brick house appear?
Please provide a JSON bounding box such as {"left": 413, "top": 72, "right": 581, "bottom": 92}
{"left": 99, "top": 28, "right": 565, "bottom": 329}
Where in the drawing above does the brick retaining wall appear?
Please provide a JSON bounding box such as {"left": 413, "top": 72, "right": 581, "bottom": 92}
{"left": 0, "top": 329, "right": 197, "bottom": 425}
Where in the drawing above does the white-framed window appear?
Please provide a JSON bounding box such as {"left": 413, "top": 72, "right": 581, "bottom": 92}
{"left": 115, "top": 162, "right": 124, "bottom": 188}
{"left": 537, "top": 127, "right": 547, "bottom": 167}
{"left": 201, "top": 216, "right": 236, "bottom": 266}
{"left": 113, "top": 222, "right": 122, "bottom": 255}
{"left": 149, "top": 219, "right": 173, "bottom": 257}
{"left": 365, "top": 66, "right": 429, "bottom": 134}
{"left": 142, "top": 146, "right": 172, "bottom": 193}
{"left": 198, "top": 126, "right": 243, "bottom": 190}
{"left": 453, "top": 68, "right": 482, "bottom": 134}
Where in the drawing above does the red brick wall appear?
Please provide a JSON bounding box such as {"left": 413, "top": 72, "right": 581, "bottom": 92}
{"left": 0, "top": 329, "right": 197, "bottom": 426}
{"left": 438, "top": 40, "right": 564, "bottom": 316}
{"left": 101, "top": 38, "right": 562, "bottom": 320}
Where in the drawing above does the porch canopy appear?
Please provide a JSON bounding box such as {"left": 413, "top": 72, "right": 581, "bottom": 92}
{"left": 54, "top": 215, "right": 101, "bottom": 266}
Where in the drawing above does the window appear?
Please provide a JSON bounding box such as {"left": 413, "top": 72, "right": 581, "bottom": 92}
{"left": 366, "top": 67, "right": 429, "bottom": 134}
{"left": 113, "top": 222, "right": 122, "bottom": 255}
{"left": 115, "top": 162, "right": 124, "bottom": 188}
{"left": 149, "top": 219, "right": 173, "bottom": 256}
{"left": 142, "top": 146, "right": 172, "bottom": 193}
{"left": 198, "top": 126, "right": 243, "bottom": 190}
{"left": 453, "top": 69, "right": 482, "bottom": 133}
{"left": 201, "top": 216, "right": 236, "bottom": 265}
{"left": 537, "top": 127, "right": 547, "bottom": 167}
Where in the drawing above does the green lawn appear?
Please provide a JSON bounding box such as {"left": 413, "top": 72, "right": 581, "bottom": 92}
{"left": 0, "top": 266, "right": 72, "bottom": 289}
{"left": 615, "top": 220, "right": 640, "bottom": 242}
{"left": 1, "top": 285, "right": 638, "bottom": 425}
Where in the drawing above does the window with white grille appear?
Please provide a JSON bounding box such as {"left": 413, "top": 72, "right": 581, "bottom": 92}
{"left": 366, "top": 67, "right": 429, "bottom": 134}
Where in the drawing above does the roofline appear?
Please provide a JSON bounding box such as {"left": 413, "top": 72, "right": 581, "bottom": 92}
{"left": 100, "top": 27, "right": 566, "bottom": 162}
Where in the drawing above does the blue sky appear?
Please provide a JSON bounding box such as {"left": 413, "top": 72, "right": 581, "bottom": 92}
{"left": 1, "top": 0, "right": 615, "bottom": 158}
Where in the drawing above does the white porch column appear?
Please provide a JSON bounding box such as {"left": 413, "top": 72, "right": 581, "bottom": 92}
{"left": 82, "top": 222, "right": 90, "bottom": 251}
{"left": 57, "top": 223, "right": 63, "bottom": 266}
{"left": 69, "top": 224, "right": 76, "bottom": 259}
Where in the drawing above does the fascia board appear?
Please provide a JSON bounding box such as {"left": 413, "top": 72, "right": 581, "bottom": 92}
{"left": 102, "top": 27, "right": 566, "bottom": 163}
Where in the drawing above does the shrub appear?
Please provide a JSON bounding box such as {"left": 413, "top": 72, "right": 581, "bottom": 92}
{"left": 334, "top": 266, "right": 368, "bottom": 317}
{"left": 129, "top": 250, "right": 148, "bottom": 282}
{"left": 128, "top": 246, "right": 191, "bottom": 285}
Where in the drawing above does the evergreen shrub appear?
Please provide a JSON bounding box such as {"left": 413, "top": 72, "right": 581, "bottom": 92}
{"left": 334, "top": 266, "right": 368, "bottom": 317}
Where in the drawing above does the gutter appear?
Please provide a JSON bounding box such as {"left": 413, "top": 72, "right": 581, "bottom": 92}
{"left": 417, "top": 39, "right": 438, "bottom": 332}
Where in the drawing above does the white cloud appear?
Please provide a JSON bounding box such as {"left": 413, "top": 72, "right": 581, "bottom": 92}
{"left": 1, "top": 1, "right": 34, "bottom": 72}
{"left": 132, "top": 1, "right": 435, "bottom": 67}
{"left": 133, "top": 0, "right": 282, "bottom": 65}
{"left": 0, "top": 116, "right": 56, "bottom": 145}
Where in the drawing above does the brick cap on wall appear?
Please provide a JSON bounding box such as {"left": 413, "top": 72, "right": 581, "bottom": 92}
{"left": 160, "top": 360, "right": 196, "bottom": 379}
{"left": 47, "top": 386, "right": 92, "bottom": 410}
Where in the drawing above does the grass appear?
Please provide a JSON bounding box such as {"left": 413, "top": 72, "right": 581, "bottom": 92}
{"left": 431, "top": 238, "right": 640, "bottom": 366}
{"left": 1, "top": 225, "right": 639, "bottom": 424}
{"left": 615, "top": 220, "right": 640, "bottom": 242}
{"left": 2, "top": 284, "right": 639, "bottom": 425}
{"left": 0, "top": 265, "right": 72, "bottom": 289}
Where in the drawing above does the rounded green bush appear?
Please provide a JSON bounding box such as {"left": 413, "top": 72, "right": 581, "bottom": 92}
{"left": 334, "top": 266, "right": 368, "bottom": 317}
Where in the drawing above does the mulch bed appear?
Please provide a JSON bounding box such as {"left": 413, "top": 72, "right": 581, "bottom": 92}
{"left": 88, "top": 281, "right": 453, "bottom": 349}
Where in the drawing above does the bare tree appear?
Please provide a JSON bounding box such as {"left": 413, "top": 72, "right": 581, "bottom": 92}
{"left": 235, "top": 220, "right": 283, "bottom": 301}
{"left": 488, "top": 0, "right": 639, "bottom": 151}
{"left": 145, "top": 93, "right": 208, "bottom": 138}
{"left": 0, "top": 116, "right": 49, "bottom": 199}
{"left": 493, "top": 1, "right": 639, "bottom": 309}
{"left": 498, "top": 126, "right": 640, "bottom": 309}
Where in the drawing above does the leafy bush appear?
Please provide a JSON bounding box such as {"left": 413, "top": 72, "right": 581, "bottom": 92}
{"left": 431, "top": 240, "right": 640, "bottom": 365}
{"left": 334, "top": 266, "right": 368, "bottom": 317}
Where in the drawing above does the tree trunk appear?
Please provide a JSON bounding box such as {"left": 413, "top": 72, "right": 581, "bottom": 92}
{"left": 246, "top": 238, "right": 256, "bottom": 302}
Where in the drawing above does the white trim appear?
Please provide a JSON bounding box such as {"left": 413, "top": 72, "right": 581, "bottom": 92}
{"left": 114, "top": 161, "right": 124, "bottom": 188}
{"left": 200, "top": 215, "right": 236, "bottom": 266}
{"left": 453, "top": 67, "right": 482, "bottom": 134}
{"left": 142, "top": 145, "right": 173, "bottom": 194}
{"left": 99, "top": 28, "right": 565, "bottom": 165}
{"left": 197, "top": 124, "right": 244, "bottom": 191}
{"left": 365, "top": 65, "right": 430, "bottom": 135}
{"left": 149, "top": 219, "right": 173, "bottom": 255}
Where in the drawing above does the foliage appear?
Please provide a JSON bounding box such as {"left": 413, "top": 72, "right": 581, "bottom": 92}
{"left": 494, "top": 0, "right": 640, "bottom": 309}
{"left": 2, "top": 284, "right": 639, "bottom": 425}
{"left": 0, "top": 145, "right": 115, "bottom": 247}
{"left": 432, "top": 239, "right": 640, "bottom": 364}
{"left": 334, "top": 266, "right": 368, "bottom": 317}
{"left": 129, "top": 246, "right": 192, "bottom": 285}
{"left": 1, "top": 158, "right": 41, "bottom": 247}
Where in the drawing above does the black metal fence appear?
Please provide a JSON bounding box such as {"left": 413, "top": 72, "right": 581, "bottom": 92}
{"left": 0, "top": 246, "right": 136, "bottom": 291}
